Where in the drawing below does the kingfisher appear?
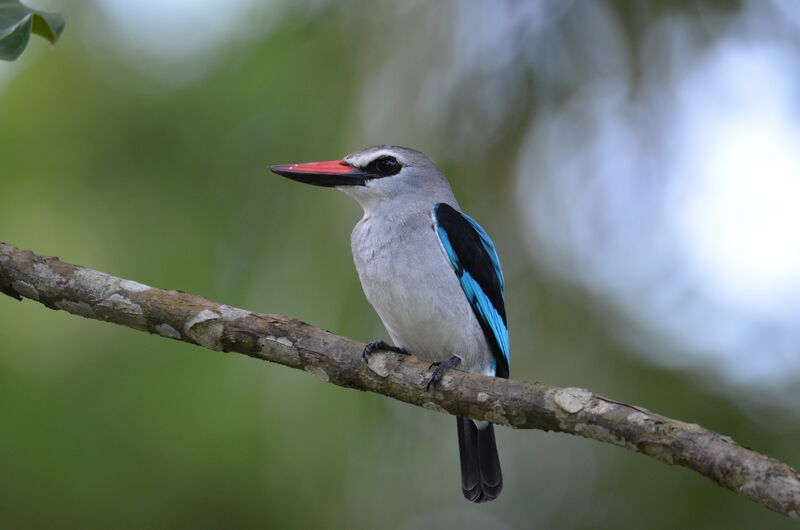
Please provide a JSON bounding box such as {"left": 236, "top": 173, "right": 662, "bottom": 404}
{"left": 270, "top": 146, "right": 509, "bottom": 503}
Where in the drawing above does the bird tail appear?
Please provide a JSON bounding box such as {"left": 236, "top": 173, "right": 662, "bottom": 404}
{"left": 456, "top": 416, "right": 503, "bottom": 503}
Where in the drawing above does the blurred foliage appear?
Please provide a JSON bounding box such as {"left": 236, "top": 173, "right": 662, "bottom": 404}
{"left": 1, "top": 1, "right": 799, "bottom": 529}
{"left": 0, "top": 0, "right": 63, "bottom": 61}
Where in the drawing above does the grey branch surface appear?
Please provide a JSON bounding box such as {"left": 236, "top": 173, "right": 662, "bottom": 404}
{"left": 1, "top": 242, "right": 799, "bottom": 519}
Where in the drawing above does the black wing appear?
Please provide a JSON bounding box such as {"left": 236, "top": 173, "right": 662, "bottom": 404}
{"left": 433, "top": 203, "right": 509, "bottom": 378}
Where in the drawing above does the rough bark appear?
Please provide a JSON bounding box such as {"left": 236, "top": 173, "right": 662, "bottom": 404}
{"left": 1, "top": 241, "right": 799, "bottom": 519}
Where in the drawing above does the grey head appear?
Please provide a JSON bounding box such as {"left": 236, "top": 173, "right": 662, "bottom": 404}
{"left": 270, "top": 145, "right": 458, "bottom": 212}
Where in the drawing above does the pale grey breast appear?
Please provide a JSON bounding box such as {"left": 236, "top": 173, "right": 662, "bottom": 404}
{"left": 351, "top": 208, "right": 493, "bottom": 374}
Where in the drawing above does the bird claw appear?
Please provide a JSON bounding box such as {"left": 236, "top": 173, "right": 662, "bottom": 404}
{"left": 362, "top": 340, "right": 408, "bottom": 362}
{"left": 426, "top": 356, "right": 462, "bottom": 391}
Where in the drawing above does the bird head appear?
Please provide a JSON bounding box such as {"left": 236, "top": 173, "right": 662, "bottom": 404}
{"left": 270, "top": 145, "right": 456, "bottom": 210}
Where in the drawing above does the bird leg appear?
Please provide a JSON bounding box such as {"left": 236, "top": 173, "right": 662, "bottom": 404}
{"left": 426, "top": 355, "right": 462, "bottom": 391}
{"left": 363, "top": 340, "right": 409, "bottom": 362}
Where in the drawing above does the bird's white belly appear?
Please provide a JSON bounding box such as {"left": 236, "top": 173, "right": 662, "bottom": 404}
{"left": 352, "top": 216, "right": 493, "bottom": 374}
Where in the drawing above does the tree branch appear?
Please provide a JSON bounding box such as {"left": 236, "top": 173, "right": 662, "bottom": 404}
{"left": 1, "top": 241, "right": 799, "bottom": 519}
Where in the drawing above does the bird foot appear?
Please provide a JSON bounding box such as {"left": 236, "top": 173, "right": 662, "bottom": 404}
{"left": 363, "top": 340, "right": 408, "bottom": 362}
{"left": 426, "top": 356, "right": 462, "bottom": 391}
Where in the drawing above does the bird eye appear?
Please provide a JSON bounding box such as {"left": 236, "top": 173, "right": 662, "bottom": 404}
{"left": 370, "top": 156, "right": 401, "bottom": 176}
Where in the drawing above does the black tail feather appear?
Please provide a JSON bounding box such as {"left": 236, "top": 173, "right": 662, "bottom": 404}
{"left": 477, "top": 423, "right": 502, "bottom": 498}
{"left": 457, "top": 416, "right": 483, "bottom": 502}
{"left": 456, "top": 417, "right": 503, "bottom": 503}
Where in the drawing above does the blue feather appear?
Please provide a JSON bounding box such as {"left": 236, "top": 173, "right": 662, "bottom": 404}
{"left": 461, "top": 213, "right": 505, "bottom": 292}
{"left": 433, "top": 204, "right": 509, "bottom": 374}
{"left": 459, "top": 269, "right": 510, "bottom": 364}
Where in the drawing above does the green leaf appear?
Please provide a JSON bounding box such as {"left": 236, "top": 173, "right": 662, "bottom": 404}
{"left": 0, "top": 0, "right": 64, "bottom": 61}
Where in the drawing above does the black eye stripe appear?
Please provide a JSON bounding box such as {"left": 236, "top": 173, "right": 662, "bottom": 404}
{"left": 366, "top": 155, "right": 401, "bottom": 177}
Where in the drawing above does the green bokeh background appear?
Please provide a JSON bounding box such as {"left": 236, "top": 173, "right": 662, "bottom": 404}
{"left": 2, "top": 1, "right": 798, "bottom": 528}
